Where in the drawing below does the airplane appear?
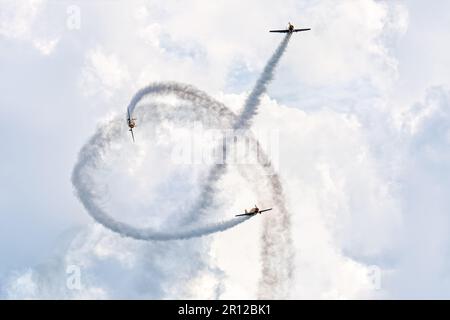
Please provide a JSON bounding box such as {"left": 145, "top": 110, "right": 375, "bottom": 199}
{"left": 235, "top": 205, "right": 273, "bottom": 217}
{"left": 127, "top": 109, "right": 136, "bottom": 142}
{"left": 270, "top": 22, "right": 311, "bottom": 34}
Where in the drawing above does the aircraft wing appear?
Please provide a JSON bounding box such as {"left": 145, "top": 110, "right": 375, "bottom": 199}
{"left": 293, "top": 28, "right": 311, "bottom": 32}
{"left": 235, "top": 208, "right": 272, "bottom": 217}
{"left": 269, "top": 30, "right": 289, "bottom": 33}
{"left": 235, "top": 213, "right": 255, "bottom": 217}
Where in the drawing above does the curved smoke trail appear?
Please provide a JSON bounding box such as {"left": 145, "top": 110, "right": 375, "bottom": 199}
{"left": 72, "top": 88, "right": 250, "bottom": 241}
{"left": 72, "top": 115, "right": 253, "bottom": 241}
{"left": 72, "top": 33, "right": 294, "bottom": 298}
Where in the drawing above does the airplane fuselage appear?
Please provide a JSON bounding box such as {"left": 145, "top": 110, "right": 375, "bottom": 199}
{"left": 235, "top": 206, "right": 272, "bottom": 217}
{"left": 128, "top": 119, "right": 136, "bottom": 129}
{"left": 269, "top": 23, "right": 310, "bottom": 34}
{"left": 248, "top": 207, "right": 259, "bottom": 214}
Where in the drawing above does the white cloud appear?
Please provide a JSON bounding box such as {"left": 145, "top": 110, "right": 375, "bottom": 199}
{"left": 0, "top": 0, "right": 60, "bottom": 55}
{"left": 2, "top": 0, "right": 450, "bottom": 299}
{"left": 79, "top": 47, "right": 131, "bottom": 99}
{"left": 0, "top": 0, "right": 44, "bottom": 39}
{"left": 32, "top": 37, "right": 58, "bottom": 55}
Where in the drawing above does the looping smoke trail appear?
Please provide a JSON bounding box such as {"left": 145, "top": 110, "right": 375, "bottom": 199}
{"left": 75, "top": 142, "right": 252, "bottom": 240}
{"left": 72, "top": 88, "right": 252, "bottom": 241}
{"left": 73, "top": 33, "right": 294, "bottom": 298}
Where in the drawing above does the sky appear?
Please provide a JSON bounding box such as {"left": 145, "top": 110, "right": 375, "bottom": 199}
{"left": 1, "top": 0, "right": 450, "bottom": 299}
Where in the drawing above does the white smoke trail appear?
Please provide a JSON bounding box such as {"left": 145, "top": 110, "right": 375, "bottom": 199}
{"left": 193, "top": 33, "right": 294, "bottom": 298}
{"left": 73, "top": 33, "right": 295, "bottom": 297}
{"left": 123, "top": 33, "right": 295, "bottom": 297}
{"left": 257, "top": 153, "right": 294, "bottom": 299}
{"left": 72, "top": 116, "right": 252, "bottom": 241}
{"left": 233, "top": 33, "right": 294, "bottom": 299}
{"left": 182, "top": 33, "right": 293, "bottom": 224}
{"left": 127, "top": 82, "right": 234, "bottom": 123}
{"left": 234, "top": 33, "right": 292, "bottom": 130}
{"left": 187, "top": 33, "right": 293, "bottom": 219}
